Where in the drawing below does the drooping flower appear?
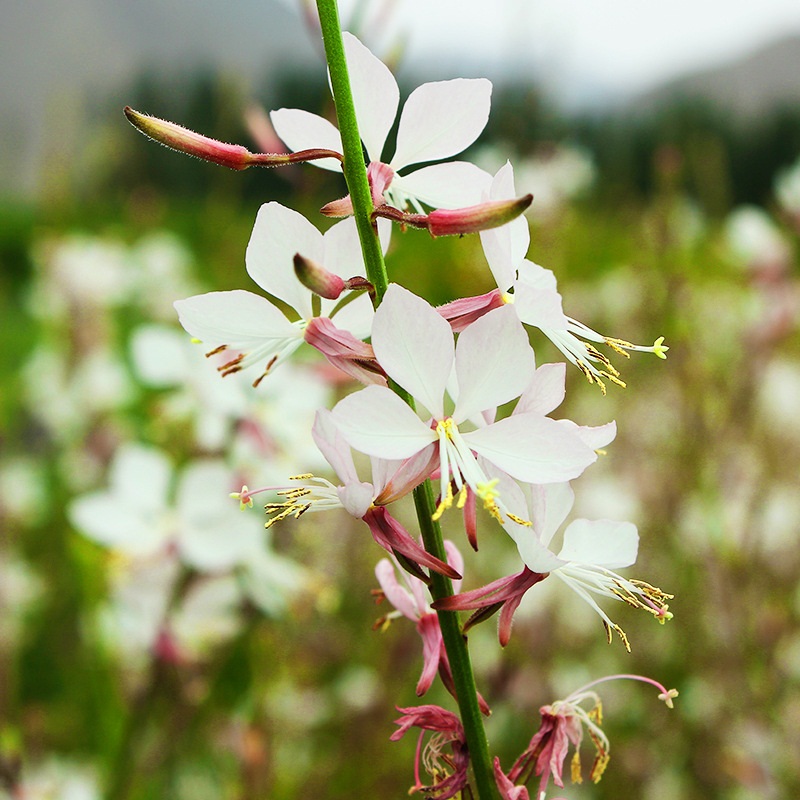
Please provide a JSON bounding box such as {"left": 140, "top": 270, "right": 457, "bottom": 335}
{"left": 331, "top": 284, "right": 599, "bottom": 523}
{"left": 271, "top": 33, "right": 493, "bottom": 213}
{"left": 439, "top": 162, "right": 668, "bottom": 392}
{"left": 174, "top": 202, "right": 385, "bottom": 387}
{"left": 506, "top": 675, "right": 678, "bottom": 798}
{"left": 390, "top": 705, "right": 470, "bottom": 800}
{"left": 374, "top": 547, "right": 489, "bottom": 714}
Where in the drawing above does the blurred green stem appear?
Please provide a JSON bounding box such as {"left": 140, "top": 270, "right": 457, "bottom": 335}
{"left": 315, "top": 3, "right": 498, "bottom": 798}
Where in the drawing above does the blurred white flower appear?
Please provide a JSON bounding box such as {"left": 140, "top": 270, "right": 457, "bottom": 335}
{"left": 131, "top": 323, "right": 249, "bottom": 450}
{"left": 724, "top": 205, "right": 791, "bottom": 272}
{"left": 69, "top": 444, "right": 262, "bottom": 571}
{"left": 12, "top": 759, "right": 99, "bottom": 800}
{"left": 0, "top": 555, "right": 42, "bottom": 645}
{"left": 775, "top": 156, "right": 800, "bottom": 219}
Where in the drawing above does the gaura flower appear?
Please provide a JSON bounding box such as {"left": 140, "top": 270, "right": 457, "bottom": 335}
{"left": 234, "top": 409, "right": 455, "bottom": 579}
{"left": 271, "top": 33, "right": 492, "bottom": 213}
{"left": 501, "top": 480, "right": 673, "bottom": 650}
{"left": 440, "top": 162, "right": 668, "bottom": 392}
{"left": 505, "top": 675, "right": 678, "bottom": 798}
{"left": 174, "top": 202, "right": 386, "bottom": 387}
{"left": 331, "top": 285, "right": 599, "bottom": 522}
{"left": 68, "top": 443, "right": 263, "bottom": 571}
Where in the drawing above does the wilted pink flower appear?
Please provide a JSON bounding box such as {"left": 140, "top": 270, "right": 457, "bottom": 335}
{"left": 391, "top": 705, "right": 470, "bottom": 800}
{"left": 375, "top": 549, "right": 489, "bottom": 714}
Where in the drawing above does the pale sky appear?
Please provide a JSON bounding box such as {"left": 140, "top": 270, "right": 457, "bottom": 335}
{"left": 340, "top": 0, "right": 800, "bottom": 104}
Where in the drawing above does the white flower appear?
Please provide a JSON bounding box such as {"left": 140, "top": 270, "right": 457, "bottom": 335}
{"left": 501, "top": 480, "right": 672, "bottom": 650}
{"left": 174, "top": 202, "right": 379, "bottom": 387}
{"left": 69, "top": 444, "right": 262, "bottom": 571}
{"left": 331, "top": 284, "right": 597, "bottom": 521}
{"left": 271, "top": 33, "right": 492, "bottom": 212}
{"left": 481, "top": 162, "right": 667, "bottom": 392}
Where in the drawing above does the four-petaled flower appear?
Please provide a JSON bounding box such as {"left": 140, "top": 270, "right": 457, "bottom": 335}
{"left": 174, "top": 201, "right": 385, "bottom": 387}
{"left": 271, "top": 33, "right": 493, "bottom": 213}
{"left": 332, "top": 284, "right": 599, "bottom": 522}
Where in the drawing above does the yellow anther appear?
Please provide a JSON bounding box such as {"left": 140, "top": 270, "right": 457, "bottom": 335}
{"left": 506, "top": 512, "right": 532, "bottom": 527}
{"left": 432, "top": 482, "right": 454, "bottom": 522}
{"left": 291, "top": 473, "right": 314, "bottom": 480}
{"left": 456, "top": 484, "right": 468, "bottom": 509}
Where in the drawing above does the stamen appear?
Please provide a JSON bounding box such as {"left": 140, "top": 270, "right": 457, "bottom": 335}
{"left": 205, "top": 344, "right": 227, "bottom": 357}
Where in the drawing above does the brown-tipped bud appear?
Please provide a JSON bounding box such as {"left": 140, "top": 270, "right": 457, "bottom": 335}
{"left": 371, "top": 195, "right": 533, "bottom": 237}
{"left": 124, "top": 107, "right": 343, "bottom": 170}
{"left": 320, "top": 195, "right": 355, "bottom": 218}
{"left": 293, "top": 253, "right": 346, "bottom": 300}
{"left": 426, "top": 194, "right": 533, "bottom": 236}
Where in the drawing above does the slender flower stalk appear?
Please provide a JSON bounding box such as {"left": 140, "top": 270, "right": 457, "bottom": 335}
{"left": 315, "top": 3, "right": 499, "bottom": 797}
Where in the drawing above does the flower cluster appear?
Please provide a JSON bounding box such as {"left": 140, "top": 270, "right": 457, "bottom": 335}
{"left": 126, "top": 26, "right": 675, "bottom": 800}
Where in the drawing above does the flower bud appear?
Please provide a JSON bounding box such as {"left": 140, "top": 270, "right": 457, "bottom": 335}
{"left": 372, "top": 194, "right": 533, "bottom": 237}
{"left": 124, "top": 107, "right": 343, "bottom": 170}
{"left": 293, "top": 253, "right": 346, "bottom": 299}
{"left": 426, "top": 195, "right": 533, "bottom": 236}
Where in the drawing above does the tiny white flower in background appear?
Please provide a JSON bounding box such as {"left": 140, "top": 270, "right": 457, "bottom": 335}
{"left": 131, "top": 323, "right": 250, "bottom": 450}
{"left": 69, "top": 444, "right": 262, "bottom": 571}
{"left": 22, "top": 345, "right": 135, "bottom": 443}
{"left": 27, "top": 235, "right": 134, "bottom": 319}
{"left": 271, "top": 32, "right": 492, "bottom": 212}
{"left": 0, "top": 555, "right": 42, "bottom": 645}
{"left": 725, "top": 205, "right": 791, "bottom": 270}
{"left": 174, "top": 202, "right": 381, "bottom": 387}
{"left": 775, "top": 155, "right": 800, "bottom": 219}
{"left": 130, "top": 231, "right": 200, "bottom": 319}
{"left": 11, "top": 759, "right": 99, "bottom": 800}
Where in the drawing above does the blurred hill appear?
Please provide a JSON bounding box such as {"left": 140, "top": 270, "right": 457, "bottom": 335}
{"left": 0, "top": 0, "right": 316, "bottom": 199}
{"left": 634, "top": 34, "right": 800, "bottom": 118}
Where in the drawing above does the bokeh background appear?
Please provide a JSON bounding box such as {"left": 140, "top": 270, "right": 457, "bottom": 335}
{"left": 2, "top": 1, "right": 800, "bottom": 798}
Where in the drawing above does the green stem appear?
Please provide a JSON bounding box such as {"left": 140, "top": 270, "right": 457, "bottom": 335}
{"left": 315, "top": 4, "right": 498, "bottom": 798}
{"left": 316, "top": 0, "right": 389, "bottom": 303}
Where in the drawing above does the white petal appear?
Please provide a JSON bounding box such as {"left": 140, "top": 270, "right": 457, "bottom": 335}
{"left": 130, "top": 325, "right": 188, "bottom": 387}
{"left": 558, "top": 519, "right": 639, "bottom": 569}
{"left": 371, "top": 284, "right": 453, "bottom": 417}
{"left": 480, "top": 162, "right": 530, "bottom": 288}
{"left": 464, "top": 414, "right": 596, "bottom": 484}
{"left": 391, "top": 78, "right": 492, "bottom": 170}
{"left": 513, "top": 261, "right": 569, "bottom": 329}
{"left": 453, "top": 306, "right": 535, "bottom": 422}
{"left": 536, "top": 482, "right": 575, "bottom": 547}
{"left": 321, "top": 216, "right": 366, "bottom": 279}
{"left": 109, "top": 444, "right": 172, "bottom": 513}
{"left": 326, "top": 291, "right": 374, "bottom": 340}
{"left": 174, "top": 290, "right": 299, "bottom": 349}
{"left": 343, "top": 32, "right": 399, "bottom": 162}
{"left": 269, "top": 108, "right": 343, "bottom": 171}
{"left": 69, "top": 493, "right": 167, "bottom": 556}
{"left": 246, "top": 202, "right": 322, "bottom": 317}
{"left": 332, "top": 385, "right": 436, "bottom": 460}
{"left": 177, "top": 461, "right": 263, "bottom": 570}
{"left": 312, "top": 408, "right": 360, "bottom": 486}
{"left": 514, "top": 529, "right": 567, "bottom": 573}
{"left": 559, "top": 419, "right": 617, "bottom": 451}
{"left": 515, "top": 363, "right": 566, "bottom": 416}
{"left": 392, "top": 162, "right": 491, "bottom": 209}
{"left": 338, "top": 481, "right": 375, "bottom": 518}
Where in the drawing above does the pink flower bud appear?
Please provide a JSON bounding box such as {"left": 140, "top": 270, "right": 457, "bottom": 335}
{"left": 124, "top": 107, "right": 343, "bottom": 170}
{"left": 371, "top": 195, "right": 533, "bottom": 237}
{"left": 293, "top": 253, "right": 346, "bottom": 299}
{"left": 426, "top": 194, "right": 533, "bottom": 236}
